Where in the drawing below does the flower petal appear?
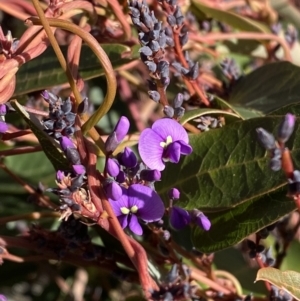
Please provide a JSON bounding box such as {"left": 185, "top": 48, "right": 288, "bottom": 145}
{"left": 118, "top": 214, "right": 129, "bottom": 229}
{"left": 128, "top": 214, "right": 143, "bottom": 235}
{"left": 152, "top": 118, "right": 189, "bottom": 143}
{"left": 128, "top": 184, "right": 165, "bottom": 222}
{"left": 178, "top": 140, "right": 193, "bottom": 155}
{"left": 170, "top": 206, "right": 191, "bottom": 230}
{"left": 138, "top": 128, "right": 165, "bottom": 170}
{"left": 164, "top": 142, "right": 181, "bottom": 163}
{"left": 109, "top": 191, "right": 129, "bottom": 216}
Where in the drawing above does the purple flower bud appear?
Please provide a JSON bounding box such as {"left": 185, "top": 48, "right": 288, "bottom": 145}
{"left": 0, "top": 121, "right": 8, "bottom": 133}
{"left": 180, "top": 32, "right": 188, "bottom": 46}
{"left": 187, "top": 62, "right": 199, "bottom": 80}
{"left": 158, "top": 32, "right": 166, "bottom": 48}
{"left": 56, "top": 170, "right": 65, "bottom": 182}
{"left": 166, "top": 36, "right": 175, "bottom": 47}
{"left": 149, "top": 29, "right": 159, "bottom": 40}
{"left": 145, "top": 61, "right": 157, "bottom": 73}
{"left": 161, "top": 76, "right": 170, "bottom": 88}
{"left": 107, "top": 158, "right": 120, "bottom": 177}
{"left": 157, "top": 61, "right": 169, "bottom": 78}
{"left": 73, "top": 164, "right": 86, "bottom": 175}
{"left": 256, "top": 128, "right": 276, "bottom": 150}
{"left": 174, "top": 7, "right": 184, "bottom": 25}
{"left": 139, "top": 46, "right": 153, "bottom": 56}
{"left": 163, "top": 106, "right": 174, "bottom": 118}
{"left": 61, "top": 98, "right": 72, "bottom": 114}
{"left": 116, "top": 170, "right": 126, "bottom": 183}
{"left": 278, "top": 113, "right": 296, "bottom": 143}
{"left": 167, "top": 15, "right": 176, "bottom": 26}
{"left": 149, "top": 40, "right": 160, "bottom": 52}
{"left": 148, "top": 90, "right": 160, "bottom": 102}
{"left": 65, "top": 148, "right": 81, "bottom": 165}
{"left": 173, "top": 93, "right": 184, "bottom": 108}
{"left": 0, "top": 104, "right": 7, "bottom": 116}
{"left": 139, "top": 32, "right": 149, "bottom": 45}
{"left": 141, "top": 11, "right": 154, "bottom": 29}
{"left": 114, "top": 116, "right": 130, "bottom": 142}
{"left": 140, "top": 169, "right": 161, "bottom": 181}
{"left": 119, "top": 147, "right": 137, "bottom": 168}
{"left": 129, "top": 7, "right": 140, "bottom": 17}
{"left": 191, "top": 210, "right": 211, "bottom": 231}
{"left": 105, "top": 132, "right": 118, "bottom": 153}
{"left": 168, "top": 188, "right": 180, "bottom": 199}
{"left": 60, "top": 136, "right": 75, "bottom": 151}
{"left": 170, "top": 206, "right": 191, "bottom": 230}
{"left": 174, "top": 107, "right": 185, "bottom": 119}
{"left": 104, "top": 181, "right": 123, "bottom": 201}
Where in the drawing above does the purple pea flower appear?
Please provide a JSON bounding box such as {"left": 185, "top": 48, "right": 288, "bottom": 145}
{"left": 138, "top": 118, "right": 193, "bottom": 171}
{"left": 169, "top": 206, "right": 191, "bottom": 230}
{"left": 109, "top": 184, "right": 165, "bottom": 235}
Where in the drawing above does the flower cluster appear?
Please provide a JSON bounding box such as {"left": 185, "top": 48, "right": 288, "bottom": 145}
{"left": 41, "top": 91, "right": 88, "bottom": 215}
{"left": 41, "top": 91, "right": 76, "bottom": 139}
{"left": 104, "top": 116, "right": 165, "bottom": 235}
{"left": 128, "top": 0, "right": 186, "bottom": 119}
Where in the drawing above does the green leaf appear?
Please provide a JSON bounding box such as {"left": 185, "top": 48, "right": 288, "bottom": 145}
{"left": 14, "top": 44, "right": 137, "bottom": 96}
{"left": 10, "top": 100, "right": 69, "bottom": 171}
{"left": 230, "top": 62, "right": 300, "bottom": 114}
{"left": 256, "top": 267, "right": 300, "bottom": 301}
{"left": 192, "top": 190, "right": 295, "bottom": 253}
{"left": 157, "top": 116, "right": 295, "bottom": 211}
{"left": 213, "top": 95, "right": 263, "bottom": 119}
{"left": 191, "top": 0, "right": 270, "bottom": 33}
{"left": 180, "top": 108, "right": 241, "bottom": 126}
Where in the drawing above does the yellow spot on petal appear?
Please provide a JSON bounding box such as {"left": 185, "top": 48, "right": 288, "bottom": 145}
{"left": 159, "top": 135, "right": 173, "bottom": 148}
{"left": 130, "top": 205, "right": 138, "bottom": 214}
{"left": 120, "top": 207, "right": 130, "bottom": 214}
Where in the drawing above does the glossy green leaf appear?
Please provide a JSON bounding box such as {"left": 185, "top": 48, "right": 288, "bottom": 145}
{"left": 230, "top": 62, "right": 300, "bottom": 114}
{"left": 191, "top": 0, "right": 270, "bottom": 33}
{"left": 256, "top": 267, "right": 300, "bottom": 301}
{"left": 157, "top": 116, "right": 298, "bottom": 211}
{"left": 14, "top": 44, "right": 137, "bottom": 96}
{"left": 213, "top": 95, "right": 263, "bottom": 119}
{"left": 192, "top": 189, "right": 295, "bottom": 252}
{"left": 10, "top": 100, "right": 69, "bottom": 171}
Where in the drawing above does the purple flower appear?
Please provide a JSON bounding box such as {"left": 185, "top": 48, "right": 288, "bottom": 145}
{"left": 72, "top": 164, "right": 86, "bottom": 175}
{"left": 191, "top": 209, "right": 211, "bottom": 231}
{"left": 60, "top": 136, "right": 75, "bottom": 151}
{"left": 109, "top": 184, "right": 165, "bottom": 235}
{"left": 169, "top": 206, "right": 191, "bottom": 230}
{"left": 138, "top": 118, "right": 193, "bottom": 171}
{"left": 0, "top": 104, "right": 7, "bottom": 116}
{"left": 0, "top": 121, "right": 8, "bottom": 133}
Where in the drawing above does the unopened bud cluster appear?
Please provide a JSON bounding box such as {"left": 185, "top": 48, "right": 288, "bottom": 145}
{"left": 41, "top": 91, "right": 88, "bottom": 214}
{"left": 256, "top": 113, "right": 296, "bottom": 172}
